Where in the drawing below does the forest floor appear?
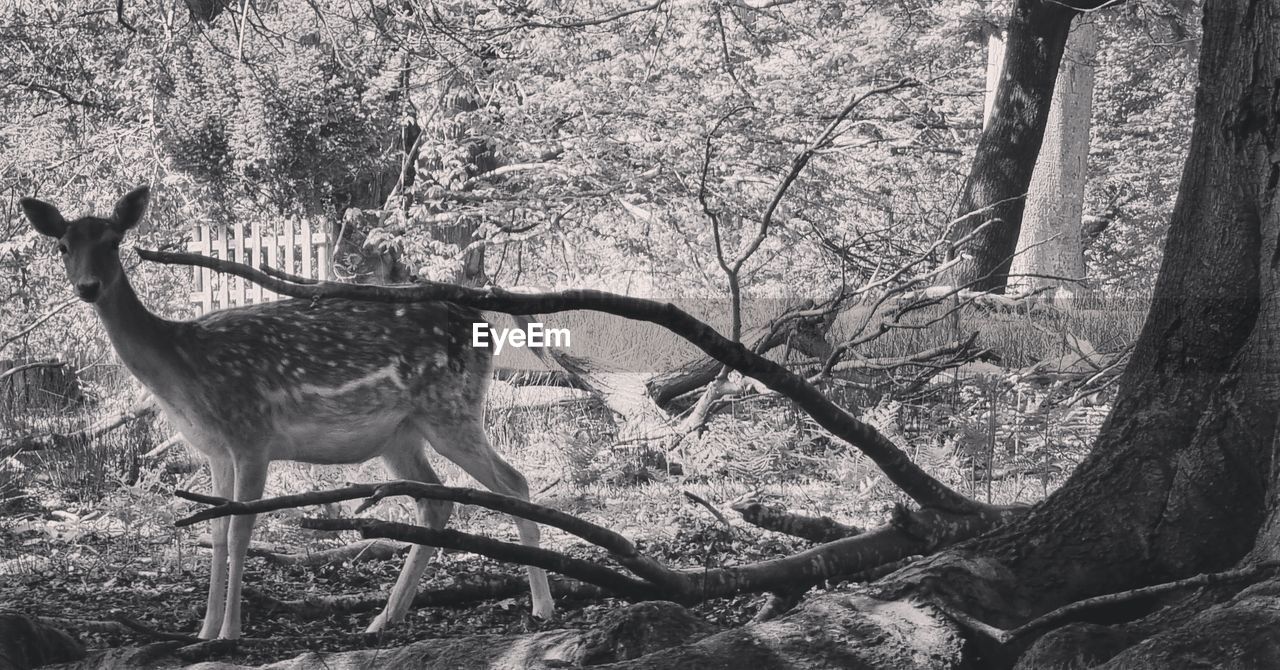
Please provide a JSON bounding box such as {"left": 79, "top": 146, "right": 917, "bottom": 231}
{"left": 0, "top": 470, "right": 858, "bottom": 666}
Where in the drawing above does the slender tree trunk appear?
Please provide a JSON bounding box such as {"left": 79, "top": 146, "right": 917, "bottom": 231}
{"left": 1008, "top": 18, "right": 1096, "bottom": 297}
{"left": 946, "top": 0, "right": 1078, "bottom": 293}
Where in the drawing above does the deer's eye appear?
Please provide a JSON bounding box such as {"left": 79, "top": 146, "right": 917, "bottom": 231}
{"left": 57, "top": 243, "right": 68, "bottom": 255}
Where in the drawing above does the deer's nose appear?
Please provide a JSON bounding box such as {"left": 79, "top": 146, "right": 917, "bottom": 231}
{"left": 75, "top": 281, "right": 101, "bottom": 302}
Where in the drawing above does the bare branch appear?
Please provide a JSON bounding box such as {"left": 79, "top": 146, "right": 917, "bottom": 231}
{"left": 493, "top": 1, "right": 664, "bottom": 30}
{"left": 302, "top": 517, "right": 656, "bottom": 600}
{"left": 731, "top": 499, "right": 862, "bottom": 543}
{"left": 0, "top": 298, "right": 78, "bottom": 353}
{"left": 177, "top": 477, "right": 1026, "bottom": 608}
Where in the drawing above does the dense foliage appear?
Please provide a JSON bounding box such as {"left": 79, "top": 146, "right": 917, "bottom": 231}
{"left": 1, "top": 0, "right": 1195, "bottom": 355}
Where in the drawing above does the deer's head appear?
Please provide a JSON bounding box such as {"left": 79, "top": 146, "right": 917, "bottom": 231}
{"left": 21, "top": 187, "right": 150, "bottom": 303}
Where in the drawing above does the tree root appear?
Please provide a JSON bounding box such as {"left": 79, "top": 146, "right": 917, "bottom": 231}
{"left": 937, "top": 560, "right": 1280, "bottom": 648}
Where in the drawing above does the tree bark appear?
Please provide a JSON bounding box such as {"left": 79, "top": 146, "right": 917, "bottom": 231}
{"left": 946, "top": 0, "right": 1080, "bottom": 292}
{"left": 1008, "top": 18, "right": 1097, "bottom": 297}
{"left": 894, "top": 0, "right": 1280, "bottom": 661}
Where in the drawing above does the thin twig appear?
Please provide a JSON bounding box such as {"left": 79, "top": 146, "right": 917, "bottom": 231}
{"left": 682, "top": 491, "right": 734, "bottom": 530}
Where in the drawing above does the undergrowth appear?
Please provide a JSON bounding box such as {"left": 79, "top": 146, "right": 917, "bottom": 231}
{"left": 0, "top": 301, "right": 1133, "bottom": 654}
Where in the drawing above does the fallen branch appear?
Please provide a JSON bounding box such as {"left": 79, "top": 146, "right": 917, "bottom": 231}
{"left": 196, "top": 535, "right": 407, "bottom": 566}
{"left": 0, "top": 359, "right": 63, "bottom": 385}
{"left": 0, "top": 399, "right": 158, "bottom": 458}
{"left": 110, "top": 612, "right": 199, "bottom": 644}
{"left": 646, "top": 312, "right": 833, "bottom": 410}
{"left": 731, "top": 499, "right": 862, "bottom": 543}
{"left": 142, "top": 434, "right": 183, "bottom": 459}
{"left": 0, "top": 298, "right": 77, "bottom": 353}
{"left": 244, "top": 575, "right": 608, "bottom": 618}
{"left": 177, "top": 482, "right": 640, "bottom": 557}
{"left": 33, "top": 615, "right": 130, "bottom": 635}
{"left": 824, "top": 333, "right": 980, "bottom": 374}
{"left": 178, "top": 482, "right": 1025, "bottom": 607}
{"left": 682, "top": 490, "right": 735, "bottom": 530}
{"left": 304, "top": 517, "right": 658, "bottom": 599}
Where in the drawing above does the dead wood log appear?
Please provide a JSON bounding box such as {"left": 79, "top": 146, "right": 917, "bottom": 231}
{"left": 646, "top": 315, "right": 834, "bottom": 410}
{"left": 245, "top": 575, "right": 607, "bottom": 618}
{"left": 731, "top": 499, "right": 863, "bottom": 543}
{"left": 195, "top": 536, "right": 408, "bottom": 566}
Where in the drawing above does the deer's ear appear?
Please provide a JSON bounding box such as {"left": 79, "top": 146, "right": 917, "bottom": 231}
{"left": 111, "top": 186, "right": 150, "bottom": 232}
{"left": 20, "top": 198, "right": 67, "bottom": 238}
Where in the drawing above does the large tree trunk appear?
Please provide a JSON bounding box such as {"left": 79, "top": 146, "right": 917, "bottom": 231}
{"left": 946, "top": 0, "right": 1078, "bottom": 292}
{"left": 918, "top": 0, "right": 1277, "bottom": 659}
{"left": 1008, "top": 18, "right": 1097, "bottom": 297}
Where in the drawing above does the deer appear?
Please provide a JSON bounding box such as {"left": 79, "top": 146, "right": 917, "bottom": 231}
{"left": 21, "top": 186, "right": 554, "bottom": 639}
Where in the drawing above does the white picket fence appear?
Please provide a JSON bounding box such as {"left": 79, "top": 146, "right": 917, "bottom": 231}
{"left": 188, "top": 219, "right": 330, "bottom": 315}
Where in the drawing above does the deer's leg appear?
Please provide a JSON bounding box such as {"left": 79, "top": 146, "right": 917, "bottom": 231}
{"left": 198, "top": 455, "right": 234, "bottom": 640}
{"left": 415, "top": 417, "right": 555, "bottom": 619}
{"left": 218, "top": 452, "right": 269, "bottom": 640}
{"left": 367, "top": 425, "right": 453, "bottom": 633}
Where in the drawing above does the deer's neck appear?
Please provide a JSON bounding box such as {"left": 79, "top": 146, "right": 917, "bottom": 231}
{"left": 94, "top": 276, "right": 184, "bottom": 394}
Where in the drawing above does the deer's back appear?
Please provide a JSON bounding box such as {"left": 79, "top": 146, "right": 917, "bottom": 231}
{"left": 157, "top": 298, "right": 491, "bottom": 454}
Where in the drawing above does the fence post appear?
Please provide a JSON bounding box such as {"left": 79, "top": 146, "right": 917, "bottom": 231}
{"left": 188, "top": 219, "right": 328, "bottom": 316}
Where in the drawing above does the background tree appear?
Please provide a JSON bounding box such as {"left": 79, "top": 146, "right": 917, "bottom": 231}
{"left": 946, "top": 0, "right": 1086, "bottom": 292}
{"left": 1008, "top": 17, "right": 1096, "bottom": 297}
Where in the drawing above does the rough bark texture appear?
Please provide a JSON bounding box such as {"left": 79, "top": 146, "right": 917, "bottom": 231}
{"left": 0, "top": 612, "right": 85, "bottom": 669}
{"left": 902, "top": 0, "right": 1280, "bottom": 663}
{"left": 946, "top": 0, "right": 1077, "bottom": 292}
{"left": 1008, "top": 18, "right": 1096, "bottom": 296}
